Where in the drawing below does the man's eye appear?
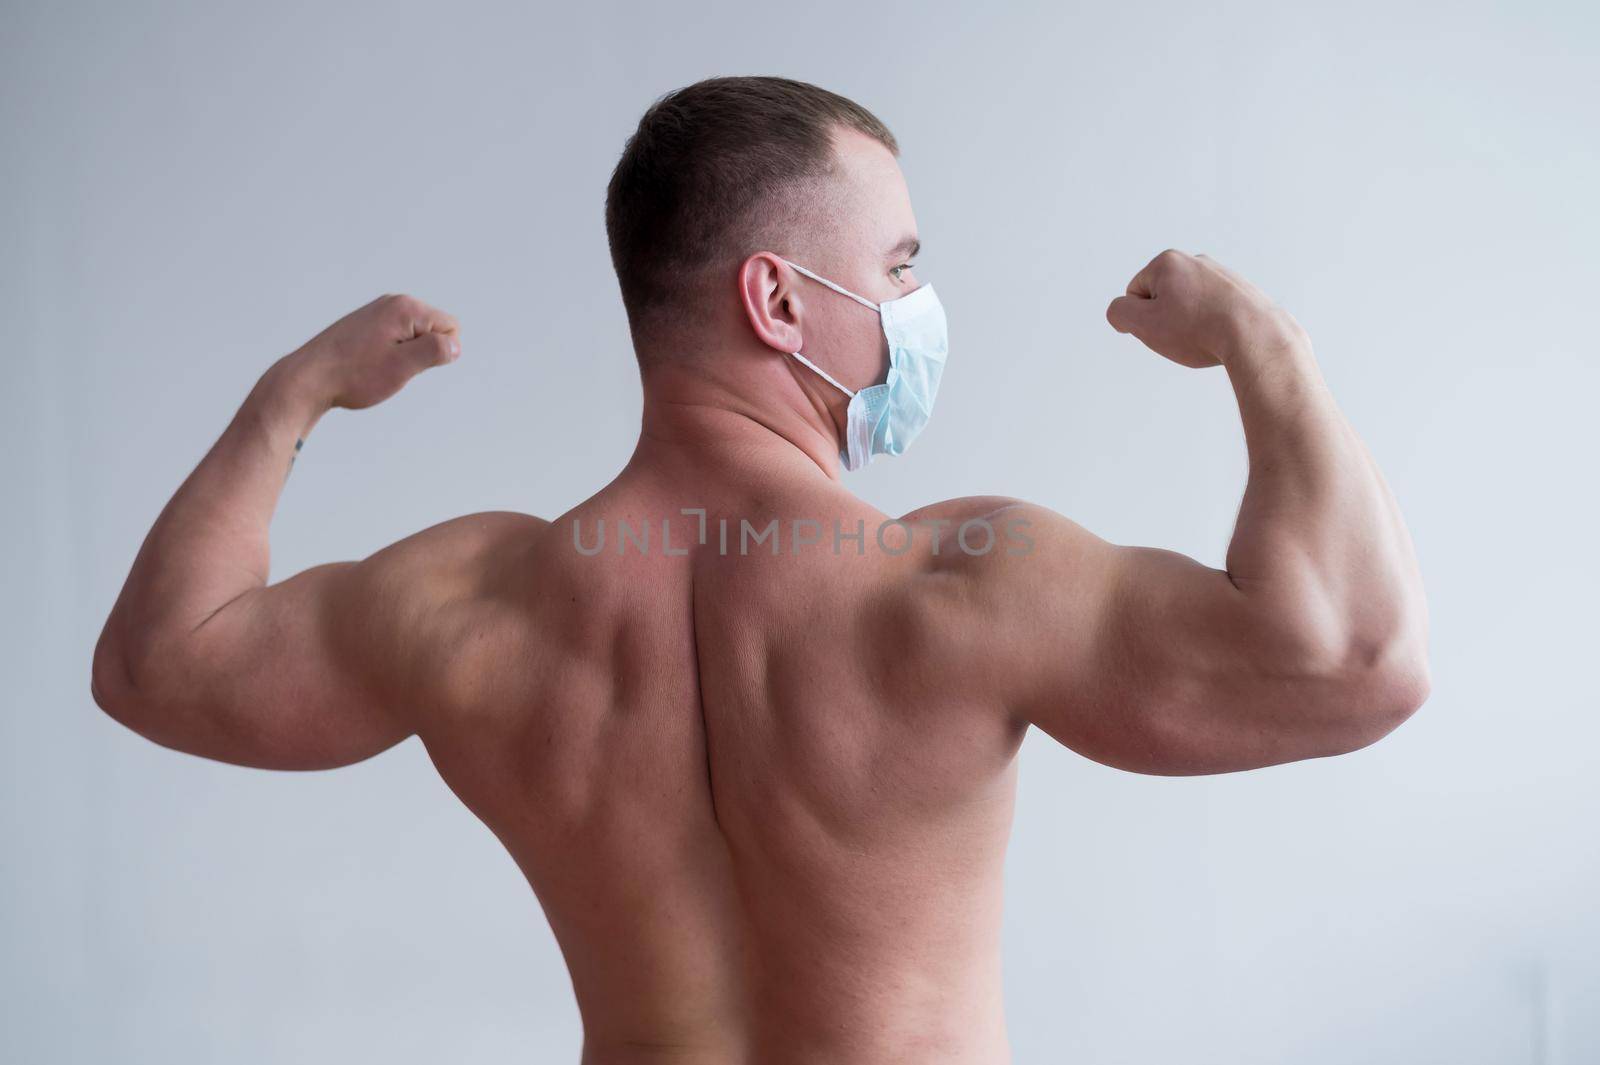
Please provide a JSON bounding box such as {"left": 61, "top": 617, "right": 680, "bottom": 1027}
{"left": 890, "top": 262, "right": 914, "bottom": 281}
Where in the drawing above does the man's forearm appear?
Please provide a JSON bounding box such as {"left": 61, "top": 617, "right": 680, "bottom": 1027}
{"left": 1220, "top": 321, "right": 1428, "bottom": 671}
{"left": 95, "top": 352, "right": 331, "bottom": 680}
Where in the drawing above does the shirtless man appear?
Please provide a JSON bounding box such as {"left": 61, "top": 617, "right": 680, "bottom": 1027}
{"left": 90, "top": 76, "right": 1430, "bottom": 1063}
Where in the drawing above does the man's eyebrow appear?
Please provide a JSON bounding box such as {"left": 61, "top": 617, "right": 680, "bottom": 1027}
{"left": 887, "top": 236, "right": 921, "bottom": 260}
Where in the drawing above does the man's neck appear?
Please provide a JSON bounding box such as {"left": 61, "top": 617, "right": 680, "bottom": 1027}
{"left": 629, "top": 358, "right": 846, "bottom": 486}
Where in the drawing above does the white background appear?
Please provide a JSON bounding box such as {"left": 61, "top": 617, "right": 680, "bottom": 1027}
{"left": 4, "top": 2, "right": 1596, "bottom": 1062}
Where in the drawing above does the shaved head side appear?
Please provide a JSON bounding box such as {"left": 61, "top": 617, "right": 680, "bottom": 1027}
{"left": 604, "top": 76, "right": 898, "bottom": 364}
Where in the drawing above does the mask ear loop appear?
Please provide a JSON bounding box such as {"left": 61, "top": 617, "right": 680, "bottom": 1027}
{"left": 790, "top": 350, "right": 856, "bottom": 398}
{"left": 780, "top": 257, "right": 882, "bottom": 399}
{"left": 780, "top": 258, "right": 882, "bottom": 312}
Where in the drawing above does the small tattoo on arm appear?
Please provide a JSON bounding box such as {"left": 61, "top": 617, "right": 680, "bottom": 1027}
{"left": 287, "top": 437, "right": 303, "bottom": 478}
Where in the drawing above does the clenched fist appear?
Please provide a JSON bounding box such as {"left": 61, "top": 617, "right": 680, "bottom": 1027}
{"left": 1105, "top": 249, "right": 1306, "bottom": 369}
{"left": 292, "top": 293, "right": 462, "bottom": 410}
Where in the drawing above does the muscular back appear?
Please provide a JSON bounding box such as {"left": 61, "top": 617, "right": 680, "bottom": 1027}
{"left": 414, "top": 476, "right": 1026, "bottom": 1063}
{"left": 92, "top": 254, "right": 1428, "bottom": 1064}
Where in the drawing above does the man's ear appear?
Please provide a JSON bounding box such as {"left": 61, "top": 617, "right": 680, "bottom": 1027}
{"left": 738, "top": 252, "right": 804, "bottom": 354}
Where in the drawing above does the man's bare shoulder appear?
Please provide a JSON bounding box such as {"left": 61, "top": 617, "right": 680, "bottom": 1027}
{"left": 899, "top": 494, "right": 1034, "bottom": 527}
{"left": 392, "top": 509, "right": 551, "bottom": 552}
{"left": 858, "top": 496, "right": 1108, "bottom": 726}
{"left": 364, "top": 510, "right": 551, "bottom": 590}
{"left": 352, "top": 511, "right": 552, "bottom": 703}
{"left": 896, "top": 495, "right": 1100, "bottom": 577}
{"left": 352, "top": 508, "right": 550, "bottom": 646}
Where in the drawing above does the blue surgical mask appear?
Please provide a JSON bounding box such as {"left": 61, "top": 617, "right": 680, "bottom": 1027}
{"left": 782, "top": 258, "right": 948, "bottom": 472}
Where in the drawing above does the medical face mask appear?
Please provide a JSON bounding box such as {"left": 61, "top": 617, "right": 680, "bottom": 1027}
{"left": 782, "top": 258, "right": 948, "bottom": 472}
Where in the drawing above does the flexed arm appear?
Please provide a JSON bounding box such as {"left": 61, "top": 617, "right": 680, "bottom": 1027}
{"left": 930, "top": 250, "right": 1429, "bottom": 775}
{"left": 90, "top": 295, "right": 464, "bottom": 769}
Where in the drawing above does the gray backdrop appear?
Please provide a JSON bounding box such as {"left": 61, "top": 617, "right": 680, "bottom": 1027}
{"left": 4, "top": 1, "right": 1597, "bottom": 1062}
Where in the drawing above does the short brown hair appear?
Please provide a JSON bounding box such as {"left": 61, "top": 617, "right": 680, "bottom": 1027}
{"left": 604, "top": 76, "right": 898, "bottom": 350}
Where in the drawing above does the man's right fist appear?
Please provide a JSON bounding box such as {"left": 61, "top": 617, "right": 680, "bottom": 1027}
{"left": 290, "top": 293, "right": 463, "bottom": 412}
{"left": 1105, "top": 249, "right": 1306, "bottom": 369}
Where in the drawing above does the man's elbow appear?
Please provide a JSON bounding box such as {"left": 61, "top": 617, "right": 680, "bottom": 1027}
{"left": 1332, "top": 641, "right": 1432, "bottom": 754}
{"left": 91, "top": 630, "right": 142, "bottom": 728}
{"left": 90, "top": 626, "right": 176, "bottom": 738}
{"left": 1265, "top": 589, "right": 1431, "bottom": 756}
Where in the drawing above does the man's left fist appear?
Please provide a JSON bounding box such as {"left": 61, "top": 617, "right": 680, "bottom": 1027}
{"left": 294, "top": 293, "right": 462, "bottom": 411}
